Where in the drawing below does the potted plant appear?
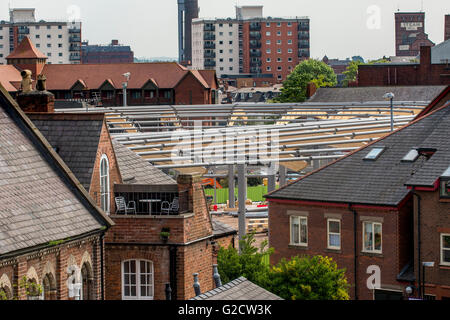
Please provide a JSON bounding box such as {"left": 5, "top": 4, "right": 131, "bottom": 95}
{"left": 160, "top": 228, "right": 170, "bottom": 243}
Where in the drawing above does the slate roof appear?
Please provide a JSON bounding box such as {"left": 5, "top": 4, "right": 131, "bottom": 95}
{"left": 308, "top": 86, "right": 446, "bottom": 103}
{"left": 27, "top": 113, "right": 104, "bottom": 191}
{"left": 112, "top": 140, "right": 176, "bottom": 185}
{"left": 431, "top": 39, "right": 450, "bottom": 64}
{"left": 190, "top": 277, "right": 283, "bottom": 300}
{"left": 266, "top": 103, "right": 450, "bottom": 206}
{"left": 0, "top": 85, "right": 113, "bottom": 256}
{"left": 212, "top": 219, "right": 237, "bottom": 238}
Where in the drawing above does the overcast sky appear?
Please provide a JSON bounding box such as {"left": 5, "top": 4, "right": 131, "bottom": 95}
{"left": 1, "top": 0, "right": 449, "bottom": 60}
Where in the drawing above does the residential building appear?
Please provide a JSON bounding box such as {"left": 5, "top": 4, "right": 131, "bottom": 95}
{"left": 25, "top": 105, "right": 236, "bottom": 300}
{"left": 178, "top": 0, "right": 199, "bottom": 65}
{"left": 358, "top": 46, "right": 450, "bottom": 86}
{"left": 81, "top": 40, "right": 134, "bottom": 64}
{"left": 265, "top": 86, "right": 450, "bottom": 300}
{"left": 395, "top": 12, "right": 434, "bottom": 57}
{"left": 0, "top": 83, "right": 113, "bottom": 300}
{"left": 224, "top": 84, "right": 282, "bottom": 103}
{"left": 1, "top": 36, "right": 219, "bottom": 106}
{"left": 192, "top": 5, "right": 310, "bottom": 83}
{"left": 0, "top": 8, "right": 82, "bottom": 65}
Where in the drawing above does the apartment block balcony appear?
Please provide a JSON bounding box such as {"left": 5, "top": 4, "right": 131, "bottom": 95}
{"left": 298, "top": 42, "right": 310, "bottom": 49}
{"left": 204, "top": 51, "right": 216, "bottom": 58}
{"left": 249, "top": 41, "right": 261, "bottom": 49}
{"left": 250, "top": 67, "right": 262, "bottom": 74}
{"left": 249, "top": 23, "right": 261, "bottom": 31}
{"left": 204, "top": 42, "right": 216, "bottom": 49}
{"left": 18, "top": 27, "right": 30, "bottom": 34}
{"left": 250, "top": 60, "right": 262, "bottom": 67}
{"left": 204, "top": 34, "right": 216, "bottom": 41}
{"left": 69, "top": 28, "right": 81, "bottom": 33}
{"left": 69, "top": 54, "right": 81, "bottom": 61}
{"left": 249, "top": 32, "right": 261, "bottom": 40}
{"left": 298, "top": 23, "right": 309, "bottom": 31}
{"left": 298, "top": 49, "right": 310, "bottom": 58}
{"left": 69, "top": 45, "right": 81, "bottom": 52}
{"left": 298, "top": 32, "right": 309, "bottom": 40}
{"left": 204, "top": 60, "right": 216, "bottom": 67}
{"left": 204, "top": 24, "right": 215, "bottom": 32}
{"left": 249, "top": 50, "right": 262, "bottom": 57}
{"left": 69, "top": 36, "right": 81, "bottom": 42}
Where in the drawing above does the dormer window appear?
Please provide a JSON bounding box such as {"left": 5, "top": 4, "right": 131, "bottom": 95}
{"left": 402, "top": 149, "right": 419, "bottom": 162}
{"left": 364, "top": 147, "right": 386, "bottom": 161}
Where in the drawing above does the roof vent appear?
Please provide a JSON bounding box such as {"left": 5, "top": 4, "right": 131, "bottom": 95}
{"left": 364, "top": 147, "right": 386, "bottom": 161}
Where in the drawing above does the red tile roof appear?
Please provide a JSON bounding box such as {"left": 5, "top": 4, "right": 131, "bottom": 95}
{"left": 41, "top": 62, "right": 207, "bottom": 91}
{"left": 0, "top": 65, "right": 22, "bottom": 92}
{"left": 6, "top": 36, "right": 47, "bottom": 59}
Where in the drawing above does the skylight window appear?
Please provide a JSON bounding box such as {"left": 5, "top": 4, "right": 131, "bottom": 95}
{"left": 402, "top": 149, "right": 419, "bottom": 162}
{"left": 364, "top": 147, "right": 385, "bottom": 160}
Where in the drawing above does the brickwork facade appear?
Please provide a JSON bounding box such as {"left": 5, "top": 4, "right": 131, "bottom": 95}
{"left": 413, "top": 190, "right": 450, "bottom": 299}
{"left": 0, "top": 235, "right": 103, "bottom": 300}
{"left": 268, "top": 200, "right": 413, "bottom": 300}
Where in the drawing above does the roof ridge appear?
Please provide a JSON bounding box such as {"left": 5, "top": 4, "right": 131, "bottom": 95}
{"left": 266, "top": 99, "right": 450, "bottom": 199}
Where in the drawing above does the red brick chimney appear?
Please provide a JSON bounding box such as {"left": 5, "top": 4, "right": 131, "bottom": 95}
{"left": 419, "top": 45, "right": 432, "bottom": 84}
{"left": 306, "top": 82, "right": 317, "bottom": 99}
{"left": 17, "top": 74, "right": 55, "bottom": 113}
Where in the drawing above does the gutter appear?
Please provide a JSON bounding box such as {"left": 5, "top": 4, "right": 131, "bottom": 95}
{"left": 412, "top": 187, "right": 422, "bottom": 298}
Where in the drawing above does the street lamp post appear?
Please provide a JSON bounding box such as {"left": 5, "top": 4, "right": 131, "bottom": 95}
{"left": 122, "top": 72, "right": 131, "bottom": 107}
{"left": 383, "top": 92, "right": 395, "bottom": 132}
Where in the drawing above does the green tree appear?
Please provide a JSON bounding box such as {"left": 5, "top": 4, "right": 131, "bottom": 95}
{"left": 217, "top": 233, "right": 273, "bottom": 284}
{"left": 274, "top": 59, "right": 337, "bottom": 103}
{"left": 260, "top": 255, "right": 350, "bottom": 300}
{"left": 342, "top": 60, "right": 362, "bottom": 87}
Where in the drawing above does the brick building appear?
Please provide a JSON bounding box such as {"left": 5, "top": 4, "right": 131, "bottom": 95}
{"left": 265, "top": 87, "right": 450, "bottom": 300}
{"left": 0, "top": 8, "right": 82, "bottom": 65}
{"left": 395, "top": 12, "right": 434, "bottom": 57}
{"left": 1, "top": 36, "right": 219, "bottom": 106}
{"left": 81, "top": 40, "right": 134, "bottom": 64}
{"left": 0, "top": 84, "right": 114, "bottom": 300}
{"left": 25, "top": 102, "right": 236, "bottom": 300}
{"left": 358, "top": 46, "right": 450, "bottom": 86}
{"left": 192, "top": 5, "right": 310, "bottom": 84}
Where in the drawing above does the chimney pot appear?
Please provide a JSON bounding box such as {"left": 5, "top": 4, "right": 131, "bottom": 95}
{"left": 193, "top": 273, "right": 201, "bottom": 296}
{"left": 213, "top": 264, "right": 222, "bottom": 288}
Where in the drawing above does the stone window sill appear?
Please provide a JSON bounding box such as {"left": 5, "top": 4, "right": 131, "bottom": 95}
{"left": 360, "top": 251, "right": 383, "bottom": 258}
{"left": 439, "top": 265, "right": 450, "bottom": 270}
{"left": 288, "top": 244, "right": 309, "bottom": 250}
{"left": 325, "top": 248, "right": 342, "bottom": 254}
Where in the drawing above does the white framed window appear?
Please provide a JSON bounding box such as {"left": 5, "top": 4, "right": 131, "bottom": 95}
{"left": 266, "top": 49, "right": 271, "bottom": 54}
{"left": 122, "top": 260, "right": 154, "bottom": 300}
{"left": 266, "top": 32, "right": 271, "bottom": 36}
{"left": 288, "top": 31, "right": 292, "bottom": 36}
{"left": 288, "top": 48, "right": 293, "bottom": 53}
{"left": 266, "top": 66, "right": 271, "bottom": 71}
{"left": 100, "top": 154, "right": 110, "bottom": 214}
{"left": 266, "top": 58, "right": 271, "bottom": 62}
{"left": 266, "top": 40, "right": 271, "bottom": 45}
{"left": 441, "top": 234, "right": 450, "bottom": 266}
{"left": 363, "top": 222, "right": 382, "bottom": 253}
{"left": 290, "top": 216, "right": 308, "bottom": 246}
{"left": 277, "top": 49, "right": 282, "bottom": 54}
{"left": 327, "top": 219, "right": 341, "bottom": 249}
{"left": 266, "top": 22, "right": 271, "bottom": 27}
{"left": 288, "top": 39, "right": 293, "bottom": 44}
{"left": 277, "top": 31, "right": 281, "bottom": 36}
{"left": 277, "top": 40, "right": 282, "bottom": 45}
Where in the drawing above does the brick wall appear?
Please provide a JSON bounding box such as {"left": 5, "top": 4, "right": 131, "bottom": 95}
{"left": 414, "top": 190, "right": 450, "bottom": 299}
{"left": 0, "top": 235, "right": 103, "bottom": 300}
{"left": 174, "top": 72, "right": 211, "bottom": 105}
{"left": 268, "top": 200, "right": 413, "bottom": 300}
{"left": 89, "top": 120, "right": 122, "bottom": 215}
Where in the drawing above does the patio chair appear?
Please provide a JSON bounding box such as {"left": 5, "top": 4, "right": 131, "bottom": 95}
{"left": 115, "top": 197, "right": 136, "bottom": 215}
{"left": 161, "top": 201, "right": 170, "bottom": 215}
{"left": 161, "top": 198, "right": 179, "bottom": 215}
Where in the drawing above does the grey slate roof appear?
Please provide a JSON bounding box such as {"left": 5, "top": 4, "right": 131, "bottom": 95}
{"left": 308, "top": 86, "right": 446, "bottom": 103}
{"left": 28, "top": 114, "right": 104, "bottom": 191}
{"left": 431, "top": 39, "right": 450, "bottom": 64}
{"left": 112, "top": 140, "right": 176, "bottom": 185}
{"left": 190, "top": 277, "right": 283, "bottom": 300}
{"left": 0, "top": 88, "right": 111, "bottom": 256}
{"left": 212, "top": 219, "right": 237, "bottom": 238}
{"left": 266, "top": 104, "right": 450, "bottom": 206}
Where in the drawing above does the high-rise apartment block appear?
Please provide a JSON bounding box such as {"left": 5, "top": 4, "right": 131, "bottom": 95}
{"left": 192, "top": 6, "right": 310, "bottom": 83}
{"left": 0, "top": 8, "right": 82, "bottom": 65}
{"left": 395, "top": 12, "right": 434, "bottom": 56}
{"left": 178, "top": 0, "right": 199, "bottom": 65}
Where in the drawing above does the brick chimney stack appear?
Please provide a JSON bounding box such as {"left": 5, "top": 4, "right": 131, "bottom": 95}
{"left": 17, "top": 72, "right": 55, "bottom": 113}
{"left": 306, "top": 82, "right": 317, "bottom": 99}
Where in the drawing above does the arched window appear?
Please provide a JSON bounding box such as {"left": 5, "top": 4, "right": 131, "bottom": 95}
{"left": 81, "top": 263, "right": 94, "bottom": 300}
{"left": 121, "top": 260, "right": 153, "bottom": 300}
{"left": 42, "top": 273, "right": 57, "bottom": 300}
{"left": 100, "top": 154, "right": 110, "bottom": 214}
